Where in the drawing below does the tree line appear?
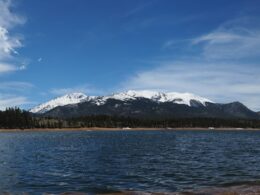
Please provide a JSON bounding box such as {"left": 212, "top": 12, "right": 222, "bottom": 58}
{"left": 0, "top": 108, "right": 260, "bottom": 129}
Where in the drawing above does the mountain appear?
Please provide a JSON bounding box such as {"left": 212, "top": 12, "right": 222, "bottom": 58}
{"left": 30, "top": 90, "right": 212, "bottom": 113}
{"left": 30, "top": 93, "right": 89, "bottom": 113}
{"left": 30, "top": 90, "right": 260, "bottom": 119}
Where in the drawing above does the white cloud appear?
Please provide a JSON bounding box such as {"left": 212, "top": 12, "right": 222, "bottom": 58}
{"left": 0, "top": 81, "right": 34, "bottom": 91}
{"left": 0, "top": 62, "right": 16, "bottom": 73}
{"left": 0, "top": 95, "right": 29, "bottom": 110}
{"left": 0, "top": 0, "right": 25, "bottom": 29}
{"left": 19, "top": 64, "right": 27, "bottom": 70}
{"left": 0, "top": 81, "right": 33, "bottom": 110}
{"left": 0, "top": 26, "right": 22, "bottom": 59}
{"left": 0, "top": 0, "right": 25, "bottom": 74}
{"left": 124, "top": 18, "right": 260, "bottom": 111}
{"left": 122, "top": 61, "right": 260, "bottom": 110}
{"left": 0, "top": 62, "right": 27, "bottom": 73}
{"left": 192, "top": 22, "right": 260, "bottom": 60}
{"left": 0, "top": 1, "right": 30, "bottom": 110}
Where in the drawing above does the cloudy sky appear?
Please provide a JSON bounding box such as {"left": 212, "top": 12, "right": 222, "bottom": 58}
{"left": 0, "top": 0, "right": 260, "bottom": 111}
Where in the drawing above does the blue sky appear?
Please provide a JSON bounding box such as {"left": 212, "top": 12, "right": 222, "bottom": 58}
{"left": 1, "top": 0, "right": 260, "bottom": 111}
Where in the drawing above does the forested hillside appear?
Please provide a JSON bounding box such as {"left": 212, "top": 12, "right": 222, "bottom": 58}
{"left": 0, "top": 108, "right": 260, "bottom": 129}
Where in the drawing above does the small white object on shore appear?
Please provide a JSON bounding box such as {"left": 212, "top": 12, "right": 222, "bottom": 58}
{"left": 122, "top": 127, "right": 132, "bottom": 130}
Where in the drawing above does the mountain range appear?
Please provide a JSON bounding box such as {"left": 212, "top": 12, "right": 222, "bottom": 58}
{"left": 30, "top": 90, "right": 260, "bottom": 119}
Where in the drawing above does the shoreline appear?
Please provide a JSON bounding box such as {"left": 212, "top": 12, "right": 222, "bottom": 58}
{"left": 0, "top": 127, "right": 260, "bottom": 132}
{"left": 36, "top": 183, "right": 260, "bottom": 194}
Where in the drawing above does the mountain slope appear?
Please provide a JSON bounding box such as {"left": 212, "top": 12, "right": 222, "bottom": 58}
{"left": 43, "top": 98, "right": 259, "bottom": 120}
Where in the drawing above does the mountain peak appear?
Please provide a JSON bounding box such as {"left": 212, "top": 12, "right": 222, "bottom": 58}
{"left": 62, "top": 92, "right": 87, "bottom": 99}
{"left": 109, "top": 90, "right": 162, "bottom": 100}
{"left": 29, "top": 92, "right": 88, "bottom": 114}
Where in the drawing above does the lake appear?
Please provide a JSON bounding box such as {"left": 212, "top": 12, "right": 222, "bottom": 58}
{"left": 0, "top": 130, "right": 260, "bottom": 194}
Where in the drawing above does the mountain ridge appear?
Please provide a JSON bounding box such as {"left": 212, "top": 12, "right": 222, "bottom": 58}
{"left": 30, "top": 90, "right": 213, "bottom": 114}
{"left": 30, "top": 90, "right": 259, "bottom": 120}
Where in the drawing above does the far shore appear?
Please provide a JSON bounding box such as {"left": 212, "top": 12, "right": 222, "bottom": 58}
{"left": 0, "top": 127, "right": 260, "bottom": 132}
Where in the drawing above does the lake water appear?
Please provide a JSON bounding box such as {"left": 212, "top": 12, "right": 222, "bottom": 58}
{"left": 0, "top": 130, "right": 260, "bottom": 194}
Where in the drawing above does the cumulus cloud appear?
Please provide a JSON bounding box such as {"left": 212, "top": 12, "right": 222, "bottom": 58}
{"left": 0, "top": 0, "right": 25, "bottom": 73}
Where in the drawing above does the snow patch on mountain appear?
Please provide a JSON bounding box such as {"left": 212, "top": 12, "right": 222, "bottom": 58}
{"left": 165, "top": 92, "right": 213, "bottom": 106}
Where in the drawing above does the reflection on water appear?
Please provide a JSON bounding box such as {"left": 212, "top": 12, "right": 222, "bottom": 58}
{"left": 0, "top": 130, "right": 260, "bottom": 194}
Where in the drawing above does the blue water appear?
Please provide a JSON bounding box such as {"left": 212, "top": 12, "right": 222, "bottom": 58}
{"left": 0, "top": 130, "right": 260, "bottom": 194}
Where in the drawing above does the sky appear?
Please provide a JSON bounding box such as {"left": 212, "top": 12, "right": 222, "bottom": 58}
{"left": 1, "top": 0, "right": 260, "bottom": 111}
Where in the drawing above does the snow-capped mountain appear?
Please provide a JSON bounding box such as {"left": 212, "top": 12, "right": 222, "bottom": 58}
{"left": 30, "top": 90, "right": 213, "bottom": 114}
{"left": 30, "top": 93, "right": 90, "bottom": 114}
{"left": 29, "top": 90, "right": 259, "bottom": 119}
